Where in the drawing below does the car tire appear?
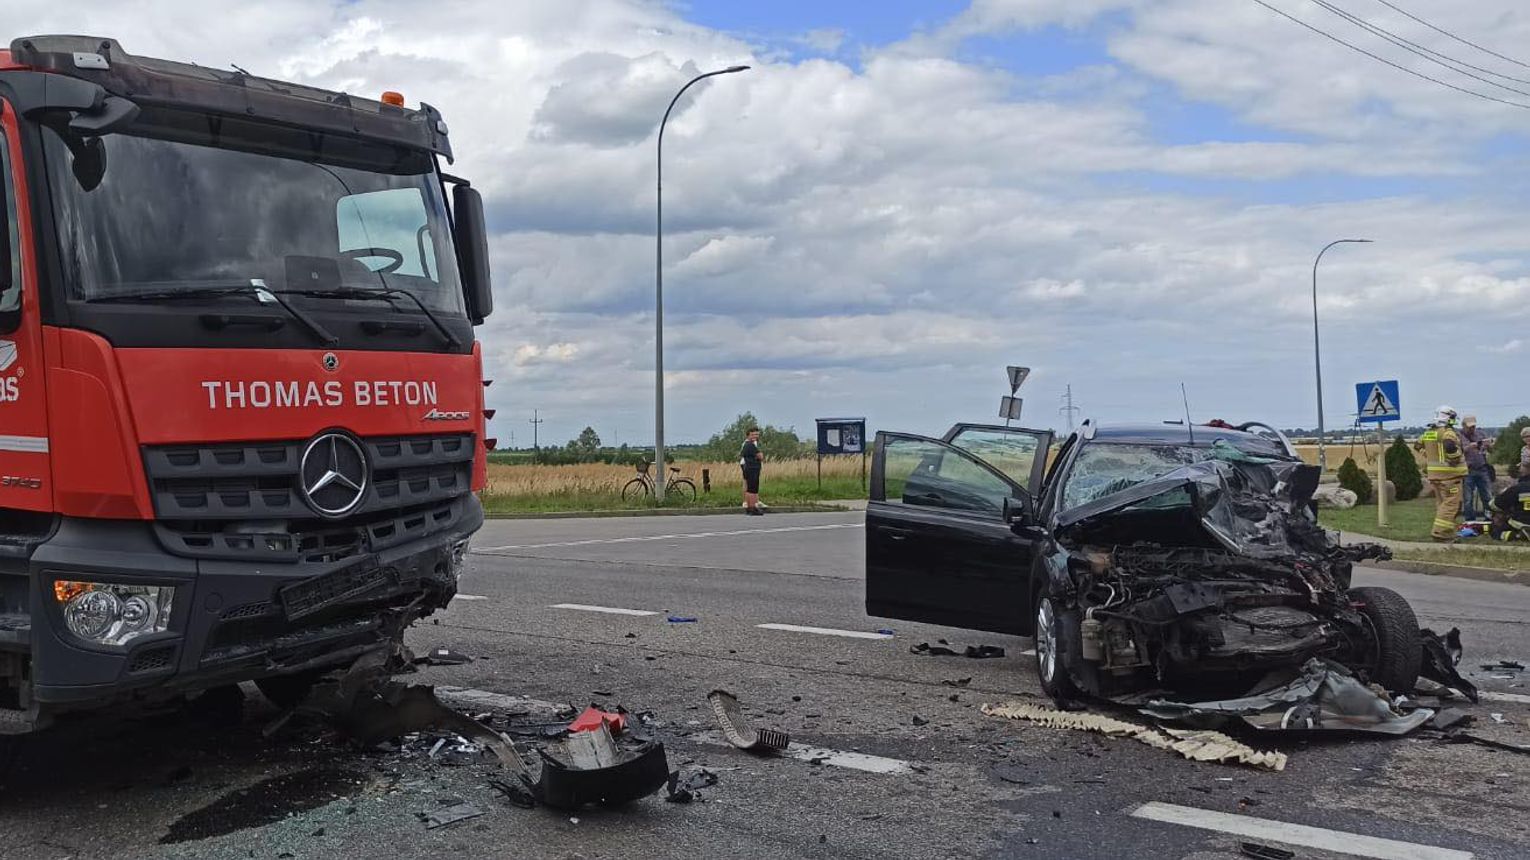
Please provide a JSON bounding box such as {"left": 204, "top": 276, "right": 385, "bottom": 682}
{"left": 1035, "top": 595, "right": 1082, "bottom": 703}
{"left": 255, "top": 669, "right": 327, "bottom": 710}
{"left": 1350, "top": 586, "right": 1422, "bottom": 693}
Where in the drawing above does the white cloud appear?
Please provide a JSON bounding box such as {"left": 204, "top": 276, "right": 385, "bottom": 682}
{"left": 7, "top": 0, "right": 1529, "bottom": 441}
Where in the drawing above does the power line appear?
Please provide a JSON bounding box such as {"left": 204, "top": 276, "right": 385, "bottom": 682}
{"left": 1248, "top": 0, "right": 1530, "bottom": 110}
{"left": 1372, "top": 0, "right": 1530, "bottom": 72}
{"left": 1312, "top": 0, "right": 1530, "bottom": 96}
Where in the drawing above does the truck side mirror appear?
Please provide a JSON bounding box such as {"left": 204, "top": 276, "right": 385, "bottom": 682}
{"left": 451, "top": 184, "right": 493, "bottom": 325}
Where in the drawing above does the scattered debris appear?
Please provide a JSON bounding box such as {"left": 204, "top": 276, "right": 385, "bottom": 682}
{"left": 489, "top": 778, "right": 537, "bottom": 809}
{"left": 1480, "top": 660, "right": 1524, "bottom": 672}
{"left": 910, "top": 640, "right": 1005, "bottom": 659}
{"left": 568, "top": 706, "right": 627, "bottom": 735}
{"left": 417, "top": 647, "right": 473, "bottom": 666}
{"left": 982, "top": 701, "right": 1287, "bottom": 771}
{"left": 942, "top": 678, "right": 973, "bottom": 688}
{"left": 1140, "top": 658, "right": 1434, "bottom": 735}
{"left": 912, "top": 715, "right": 929, "bottom": 727}
{"left": 1239, "top": 842, "right": 1295, "bottom": 860}
{"left": 1490, "top": 713, "right": 1506, "bottom": 724}
{"left": 665, "top": 768, "right": 719, "bottom": 803}
{"left": 667, "top": 615, "right": 698, "bottom": 623}
{"left": 1429, "top": 709, "right": 1472, "bottom": 731}
{"left": 416, "top": 800, "right": 486, "bottom": 830}
{"left": 1447, "top": 734, "right": 1530, "bottom": 755}
{"left": 707, "top": 690, "right": 791, "bottom": 754}
{"left": 1420, "top": 628, "right": 1479, "bottom": 703}
{"left": 876, "top": 628, "right": 895, "bottom": 636}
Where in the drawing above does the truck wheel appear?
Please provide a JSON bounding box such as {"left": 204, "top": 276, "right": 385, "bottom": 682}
{"left": 1350, "top": 586, "right": 1422, "bottom": 693}
{"left": 1035, "top": 596, "right": 1082, "bottom": 703}
{"left": 256, "top": 669, "right": 326, "bottom": 710}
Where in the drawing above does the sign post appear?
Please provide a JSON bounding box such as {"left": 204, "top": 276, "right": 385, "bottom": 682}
{"left": 1003, "top": 366, "right": 1030, "bottom": 426}
{"left": 816, "top": 418, "right": 867, "bottom": 491}
{"left": 1355, "top": 380, "right": 1401, "bottom": 528}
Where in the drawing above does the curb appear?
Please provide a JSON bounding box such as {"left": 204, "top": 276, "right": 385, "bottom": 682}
{"left": 485, "top": 504, "right": 850, "bottom": 520}
{"left": 1360, "top": 559, "right": 1527, "bottom": 587}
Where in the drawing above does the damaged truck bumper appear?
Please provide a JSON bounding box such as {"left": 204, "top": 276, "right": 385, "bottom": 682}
{"left": 6, "top": 496, "right": 481, "bottom": 728}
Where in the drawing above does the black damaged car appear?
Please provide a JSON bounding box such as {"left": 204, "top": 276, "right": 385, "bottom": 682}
{"left": 865, "top": 420, "right": 1434, "bottom": 708}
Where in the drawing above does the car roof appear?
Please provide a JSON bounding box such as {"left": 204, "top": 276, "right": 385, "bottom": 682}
{"left": 1084, "top": 422, "right": 1290, "bottom": 455}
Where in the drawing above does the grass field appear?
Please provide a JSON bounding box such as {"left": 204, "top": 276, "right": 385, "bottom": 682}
{"left": 481, "top": 457, "right": 869, "bottom": 513}
{"left": 1318, "top": 497, "right": 1438, "bottom": 542}
{"left": 1388, "top": 546, "right": 1529, "bottom": 573}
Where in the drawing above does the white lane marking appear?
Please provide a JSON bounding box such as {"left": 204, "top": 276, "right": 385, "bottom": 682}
{"left": 1129, "top": 802, "right": 1473, "bottom": 860}
{"left": 0, "top": 435, "right": 48, "bottom": 453}
{"left": 692, "top": 733, "right": 911, "bottom": 774}
{"left": 1020, "top": 648, "right": 1036, "bottom": 656}
{"left": 552, "top": 603, "right": 659, "bottom": 617}
{"left": 756, "top": 623, "right": 892, "bottom": 640}
{"left": 453, "top": 594, "right": 489, "bottom": 601}
{"left": 475, "top": 522, "right": 863, "bottom": 552}
{"left": 1480, "top": 690, "right": 1530, "bottom": 705}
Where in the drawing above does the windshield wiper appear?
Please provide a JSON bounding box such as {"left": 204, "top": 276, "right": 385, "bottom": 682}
{"left": 89, "top": 286, "right": 339, "bottom": 347}
{"left": 280, "top": 287, "right": 461, "bottom": 349}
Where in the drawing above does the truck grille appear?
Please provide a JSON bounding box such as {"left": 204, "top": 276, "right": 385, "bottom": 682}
{"left": 143, "top": 433, "right": 473, "bottom": 521}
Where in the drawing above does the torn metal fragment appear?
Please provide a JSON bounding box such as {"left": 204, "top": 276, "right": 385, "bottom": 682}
{"left": 707, "top": 689, "right": 790, "bottom": 753}
{"left": 1420, "top": 628, "right": 1479, "bottom": 703}
{"left": 981, "top": 701, "right": 1287, "bottom": 771}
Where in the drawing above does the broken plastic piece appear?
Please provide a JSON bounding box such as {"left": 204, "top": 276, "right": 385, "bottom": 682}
{"left": 534, "top": 723, "right": 670, "bottom": 810}
{"left": 982, "top": 701, "right": 1287, "bottom": 771}
{"left": 964, "top": 645, "right": 1005, "bottom": 659}
{"left": 667, "top": 615, "right": 698, "bottom": 623}
{"left": 707, "top": 689, "right": 790, "bottom": 754}
{"left": 1420, "top": 628, "right": 1479, "bottom": 703}
{"left": 568, "top": 706, "right": 627, "bottom": 735}
{"left": 665, "top": 768, "right": 718, "bottom": 803}
{"left": 419, "top": 647, "right": 473, "bottom": 666}
{"left": 909, "top": 642, "right": 959, "bottom": 656}
{"left": 416, "top": 800, "right": 486, "bottom": 830}
{"left": 1239, "top": 842, "right": 1295, "bottom": 860}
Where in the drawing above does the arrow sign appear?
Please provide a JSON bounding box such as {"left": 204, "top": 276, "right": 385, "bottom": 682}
{"left": 1006, "top": 366, "right": 1030, "bottom": 394}
{"left": 1354, "top": 380, "right": 1400, "bottom": 424}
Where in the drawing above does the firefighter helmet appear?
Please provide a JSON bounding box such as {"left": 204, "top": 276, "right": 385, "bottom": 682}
{"left": 1435, "top": 405, "right": 1458, "bottom": 425}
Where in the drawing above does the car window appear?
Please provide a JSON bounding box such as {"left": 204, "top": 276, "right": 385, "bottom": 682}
{"left": 946, "top": 428, "right": 1044, "bottom": 491}
{"left": 882, "top": 437, "right": 1013, "bottom": 515}
{"left": 1060, "top": 443, "right": 1202, "bottom": 511}
{"left": 1, "top": 124, "right": 20, "bottom": 324}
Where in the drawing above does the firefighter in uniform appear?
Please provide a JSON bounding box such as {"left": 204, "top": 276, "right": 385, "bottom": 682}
{"left": 1416, "top": 405, "right": 1467, "bottom": 542}
{"left": 1488, "top": 469, "right": 1530, "bottom": 542}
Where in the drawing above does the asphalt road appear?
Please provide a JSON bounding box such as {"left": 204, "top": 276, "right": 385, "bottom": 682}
{"left": 2, "top": 511, "right": 1527, "bottom": 860}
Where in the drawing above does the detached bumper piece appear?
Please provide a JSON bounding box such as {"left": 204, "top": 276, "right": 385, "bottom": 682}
{"left": 534, "top": 723, "right": 669, "bottom": 810}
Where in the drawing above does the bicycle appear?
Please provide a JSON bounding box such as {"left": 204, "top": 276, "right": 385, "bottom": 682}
{"left": 621, "top": 460, "right": 698, "bottom": 502}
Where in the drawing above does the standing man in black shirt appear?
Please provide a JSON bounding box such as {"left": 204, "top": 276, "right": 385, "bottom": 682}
{"left": 740, "top": 426, "right": 764, "bottom": 515}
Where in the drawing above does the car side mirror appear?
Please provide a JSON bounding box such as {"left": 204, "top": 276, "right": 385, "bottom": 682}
{"left": 451, "top": 184, "right": 493, "bottom": 325}
{"left": 1003, "top": 494, "right": 1033, "bottom": 525}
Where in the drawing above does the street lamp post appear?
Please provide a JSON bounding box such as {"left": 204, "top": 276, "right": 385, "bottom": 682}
{"left": 654, "top": 64, "right": 749, "bottom": 502}
{"left": 1311, "top": 238, "right": 1372, "bottom": 473}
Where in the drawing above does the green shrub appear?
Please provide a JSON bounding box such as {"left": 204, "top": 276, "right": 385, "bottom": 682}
{"left": 1491, "top": 415, "right": 1530, "bottom": 468}
{"left": 1385, "top": 436, "right": 1423, "bottom": 500}
{"left": 1337, "top": 456, "right": 1373, "bottom": 504}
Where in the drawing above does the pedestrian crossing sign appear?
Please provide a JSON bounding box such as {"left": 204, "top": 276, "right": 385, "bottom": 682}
{"left": 1355, "top": 380, "right": 1401, "bottom": 423}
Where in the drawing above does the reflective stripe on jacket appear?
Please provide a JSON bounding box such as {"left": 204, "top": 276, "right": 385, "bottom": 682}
{"left": 1421, "top": 426, "right": 1467, "bottom": 477}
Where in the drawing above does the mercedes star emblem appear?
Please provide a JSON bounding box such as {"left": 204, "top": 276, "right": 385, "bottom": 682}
{"left": 322, "top": 352, "right": 340, "bottom": 372}
{"left": 299, "top": 432, "right": 368, "bottom": 517}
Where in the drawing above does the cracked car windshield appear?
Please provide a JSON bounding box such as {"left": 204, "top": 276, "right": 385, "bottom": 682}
{"left": 1060, "top": 443, "right": 1203, "bottom": 511}
{"left": 43, "top": 117, "right": 464, "bottom": 312}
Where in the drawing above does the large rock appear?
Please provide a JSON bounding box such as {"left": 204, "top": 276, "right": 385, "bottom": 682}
{"left": 1377, "top": 479, "right": 1397, "bottom": 504}
{"left": 1313, "top": 485, "right": 1358, "bottom": 509}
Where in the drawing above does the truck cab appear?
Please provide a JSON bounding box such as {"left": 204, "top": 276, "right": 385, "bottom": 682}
{"left": 0, "top": 36, "right": 494, "bottom": 734}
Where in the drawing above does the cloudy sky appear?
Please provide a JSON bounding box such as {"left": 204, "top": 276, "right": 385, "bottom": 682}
{"left": 10, "top": 1, "right": 1529, "bottom": 444}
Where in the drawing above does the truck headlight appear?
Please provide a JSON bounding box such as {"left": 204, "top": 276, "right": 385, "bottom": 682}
{"left": 55, "top": 581, "right": 175, "bottom": 646}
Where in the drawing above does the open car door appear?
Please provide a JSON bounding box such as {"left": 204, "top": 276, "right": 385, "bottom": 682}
{"left": 865, "top": 429, "right": 1050, "bottom": 635}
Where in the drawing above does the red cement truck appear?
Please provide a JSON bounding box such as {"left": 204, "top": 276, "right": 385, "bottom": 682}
{"left": 0, "top": 35, "right": 494, "bottom": 743}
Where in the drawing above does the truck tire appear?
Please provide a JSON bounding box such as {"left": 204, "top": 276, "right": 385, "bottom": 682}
{"left": 1035, "top": 596, "right": 1082, "bottom": 703}
{"left": 1350, "top": 586, "right": 1422, "bottom": 693}
{"left": 256, "top": 669, "right": 327, "bottom": 710}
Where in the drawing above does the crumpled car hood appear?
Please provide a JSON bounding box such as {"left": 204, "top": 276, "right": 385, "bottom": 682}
{"left": 1054, "top": 449, "right": 1323, "bottom": 560}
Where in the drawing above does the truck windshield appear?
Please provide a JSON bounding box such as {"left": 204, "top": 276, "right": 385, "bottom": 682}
{"left": 41, "top": 115, "right": 465, "bottom": 313}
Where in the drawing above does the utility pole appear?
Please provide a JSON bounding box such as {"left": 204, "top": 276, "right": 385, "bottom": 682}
{"left": 1058, "top": 385, "right": 1080, "bottom": 432}
{"left": 529, "top": 410, "right": 544, "bottom": 453}
{"left": 1311, "top": 238, "right": 1372, "bottom": 472}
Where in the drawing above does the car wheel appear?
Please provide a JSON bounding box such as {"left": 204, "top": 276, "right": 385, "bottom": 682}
{"left": 1350, "top": 586, "right": 1422, "bottom": 693}
{"left": 255, "top": 669, "right": 327, "bottom": 710}
{"left": 1035, "top": 596, "right": 1081, "bottom": 703}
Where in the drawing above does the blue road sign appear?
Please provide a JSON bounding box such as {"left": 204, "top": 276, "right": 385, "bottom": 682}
{"left": 1355, "top": 380, "right": 1401, "bottom": 423}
